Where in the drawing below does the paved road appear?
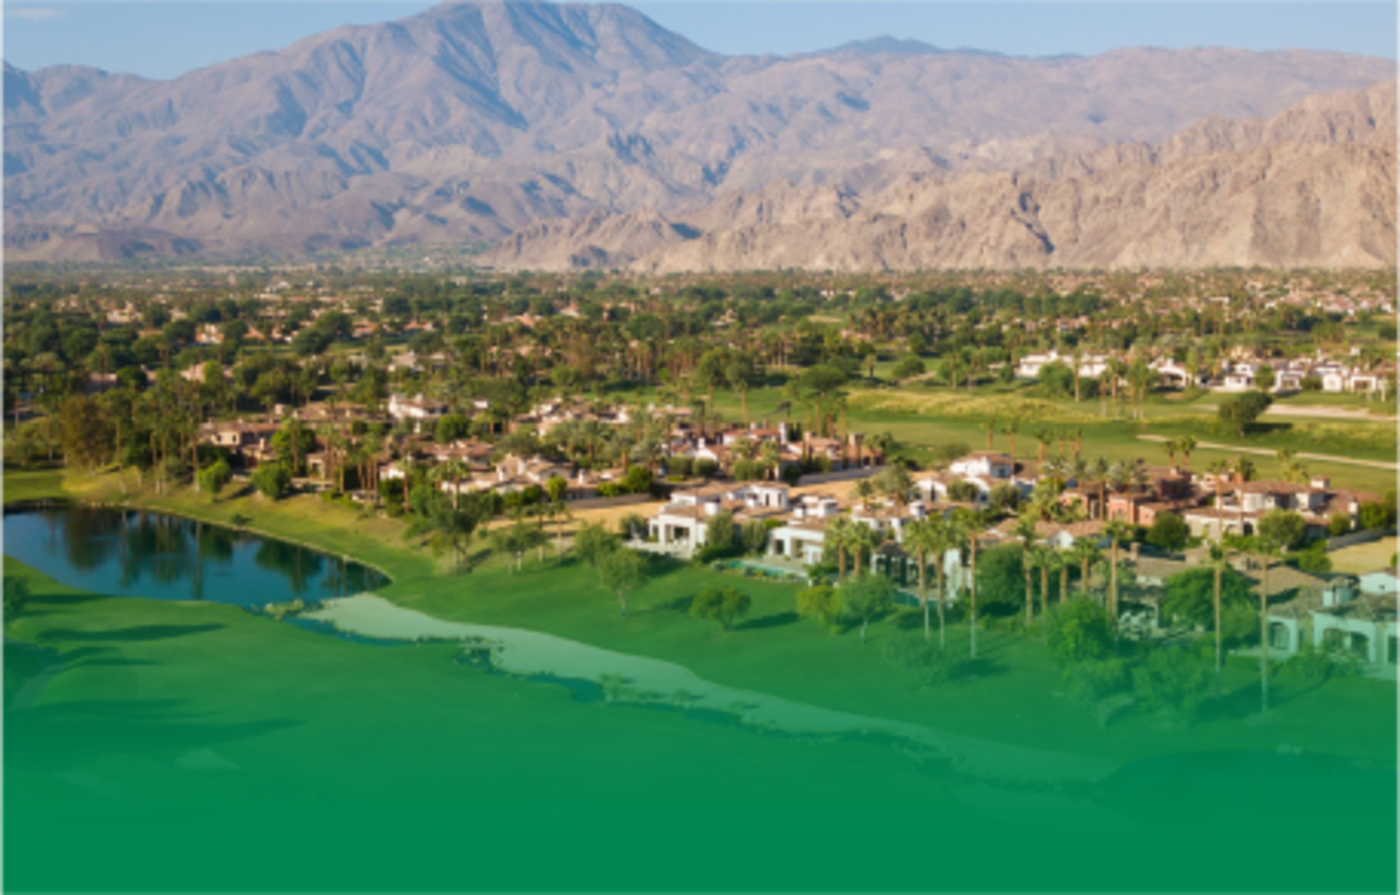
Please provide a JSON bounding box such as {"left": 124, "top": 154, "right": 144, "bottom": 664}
{"left": 1136, "top": 435, "right": 1399, "bottom": 471}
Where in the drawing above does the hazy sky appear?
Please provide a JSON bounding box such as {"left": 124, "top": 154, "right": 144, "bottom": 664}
{"left": 4, "top": 1, "right": 1395, "bottom": 79}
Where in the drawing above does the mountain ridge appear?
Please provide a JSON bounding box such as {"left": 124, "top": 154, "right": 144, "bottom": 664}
{"left": 481, "top": 80, "right": 1398, "bottom": 272}
{"left": 5, "top": 0, "right": 1395, "bottom": 262}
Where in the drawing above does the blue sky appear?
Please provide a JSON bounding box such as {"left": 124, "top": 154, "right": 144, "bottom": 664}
{"left": 3, "top": 2, "right": 1395, "bottom": 79}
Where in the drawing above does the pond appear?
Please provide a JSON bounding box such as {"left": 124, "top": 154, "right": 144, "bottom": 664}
{"left": 2, "top": 506, "right": 389, "bottom": 608}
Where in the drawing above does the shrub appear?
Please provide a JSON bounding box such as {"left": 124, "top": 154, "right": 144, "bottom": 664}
{"left": 795, "top": 584, "right": 840, "bottom": 628}
{"left": 251, "top": 462, "right": 293, "bottom": 500}
{"left": 690, "top": 586, "right": 752, "bottom": 631}
{"left": 1065, "top": 659, "right": 1131, "bottom": 729}
{"left": 694, "top": 542, "right": 743, "bottom": 564}
{"left": 892, "top": 356, "right": 926, "bottom": 380}
{"left": 667, "top": 456, "right": 695, "bottom": 478}
{"left": 1287, "top": 541, "right": 1332, "bottom": 574}
{"left": 705, "top": 510, "right": 736, "bottom": 550}
{"left": 739, "top": 519, "right": 769, "bottom": 554}
{"left": 1355, "top": 501, "right": 1388, "bottom": 529}
{"left": 1328, "top": 514, "right": 1353, "bottom": 537}
{"left": 695, "top": 459, "right": 720, "bottom": 479}
{"left": 1044, "top": 598, "right": 1114, "bottom": 667}
{"left": 621, "top": 466, "right": 653, "bottom": 494}
{"left": 1131, "top": 646, "right": 1213, "bottom": 724}
{"left": 196, "top": 460, "right": 233, "bottom": 499}
{"left": 732, "top": 459, "right": 766, "bottom": 482}
{"left": 1217, "top": 391, "right": 1273, "bottom": 437}
{"left": 945, "top": 479, "right": 982, "bottom": 503}
{"left": 4, "top": 576, "right": 31, "bottom": 623}
{"left": 617, "top": 513, "right": 646, "bottom": 539}
{"left": 1146, "top": 512, "right": 1190, "bottom": 552}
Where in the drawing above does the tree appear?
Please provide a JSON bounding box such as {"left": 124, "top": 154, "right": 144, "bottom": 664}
{"left": 705, "top": 510, "right": 736, "bottom": 552}
{"left": 574, "top": 521, "right": 619, "bottom": 567}
{"left": 598, "top": 548, "right": 647, "bottom": 617}
{"left": 690, "top": 586, "right": 752, "bottom": 631}
{"left": 59, "top": 394, "right": 114, "bottom": 472}
{"left": 1104, "top": 520, "right": 1133, "bottom": 623}
{"left": 892, "top": 356, "right": 926, "bottom": 380}
{"left": 4, "top": 576, "right": 31, "bottom": 624}
{"left": 795, "top": 584, "right": 841, "bottom": 629}
{"left": 251, "top": 462, "right": 293, "bottom": 500}
{"left": 823, "top": 516, "right": 857, "bottom": 580}
{"left": 1257, "top": 509, "right": 1309, "bottom": 551}
{"left": 1146, "top": 512, "right": 1190, "bottom": 552}
{"left": 1044, "top": 598, "right": 1114, "bottom": 667}
{"left": 838, "top": 574, "right": 895, "bottom": 644}
{"left": 954, "top": 509, "right": 985, "bottom": 659}
{"left": 1161, "top": 565, "right": 1253, "bottom": 630}
{"left": 974, "top": 543, "right": 1025, "bottom": 614}
{"left": 196, "top": 460, "right": 233, "bottom": 500}
{"left": 739, "top": 519, "right": 769, "bottom": 554}
{"left": 432, "top": 494, "right": 486, "bottom": 571}
{"left": 1217, "top": 391, "right": 1273, "bottom": 437}
{"left": 1132, "top": 646, "right": 1213, "bottom": 724}
{"left": 1253, "top": 365, "right": 1276, "bottom": 393}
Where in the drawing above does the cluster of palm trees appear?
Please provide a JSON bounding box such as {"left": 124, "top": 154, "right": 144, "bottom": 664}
{"left": 822, "top": 502, "right": 1125, "bottom": 660}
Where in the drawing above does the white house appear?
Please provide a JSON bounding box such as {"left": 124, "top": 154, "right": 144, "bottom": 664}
{"left": 949, "top": 452, "right": 1014, "bottom": 480}
{"left": 646, "top": 483, "right": 790, "bottom": 554}
{"left": 388, "top": 393, "right": 448, "bottom": 424}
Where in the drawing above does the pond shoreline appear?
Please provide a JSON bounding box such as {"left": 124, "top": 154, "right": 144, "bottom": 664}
{"left": 3, "top": 496, "right": 398, "bottom": 584}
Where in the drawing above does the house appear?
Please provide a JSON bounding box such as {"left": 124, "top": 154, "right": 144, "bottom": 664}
{"left": 914, "top": 452, "right": 1022, "bottom": 507}
{"left": 1359, "top": 568, "right": 1398, "bottom": 597}
{"left": 646, "top": 483, "right": 789, "bottom": 554}
{"left": 388, "top": 393, "right": 448, "bottom": 430}
{"left": 765, "top": 496, "right": 843, "bottom": 565}
{"left": 949, "top": 452, "right": 1014, "bottom": 480}
{"left": 1183, "top": 477, "right": 1376, "bottom": 539}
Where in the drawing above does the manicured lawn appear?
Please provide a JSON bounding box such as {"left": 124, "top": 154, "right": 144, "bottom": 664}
{"left": 9, "top": 467, "right": 1396, "bottom": 767}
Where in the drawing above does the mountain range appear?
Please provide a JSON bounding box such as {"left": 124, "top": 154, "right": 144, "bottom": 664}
{"left": 4, "top": 0, "right": 1396, "bottom": 267}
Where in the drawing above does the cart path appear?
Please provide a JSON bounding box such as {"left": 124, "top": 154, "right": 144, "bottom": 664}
{"left": 1137, "top": 435, "right": 1398, "bottom": 471}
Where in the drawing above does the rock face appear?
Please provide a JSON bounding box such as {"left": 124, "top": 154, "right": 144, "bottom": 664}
{"left": 484, "top": 81, "right": 1398, "bottom": 272}
{"left": 4, "top": 0, "right": 1395, "bottom": 263}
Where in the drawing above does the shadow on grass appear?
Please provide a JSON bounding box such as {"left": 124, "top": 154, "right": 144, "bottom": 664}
{"left": 38, "top": 623, "right": 226, "bottom": 644}
{"left": 736, "top": 611, "right": 798, "bottom": 632}
{"left": 6, "top": 696, "right": 302, "bottom": 772}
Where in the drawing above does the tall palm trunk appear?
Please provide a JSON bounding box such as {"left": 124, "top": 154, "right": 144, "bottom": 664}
{"left": 1213, "top": 564, "right": 1224, "bottom": 694}
{"left": 1259, "top": 556, "right": 1270, "bottom": 713}
{"left": 968, "top": 540, "right": 980, "bottom": 659}
{"left": 918, "top": 552, "right": 930, "bottom": 642}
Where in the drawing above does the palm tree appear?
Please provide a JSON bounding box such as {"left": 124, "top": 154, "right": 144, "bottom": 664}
{"left": 1250, "top": 532, "right": 1281, "bottom": 713}
{"left": 759, "top": 440, "right": 782, "bottom": 481}
{"left": 1104, "top": 520, "right": 1134, "bottom": 624}
{"left": 1276, "top": 449, "right": 1309, "bottom": 485}
{"left": 1177, "top": 435, "right": 1198, "bottom": 470}
{"left": 905, "top": 519, "right": 938, "bottom": 643}
{"left": 1090, "top": 457, "right": 1110, "bottom": 519}
{"left": 953, "top": 509, "right": 984, "bottom": 659}
{"left": 1208, "top": 541, "right": 1230, "bottom": 692}
{"left": 1002, "top": 417, "right": 1021, "bottom": 466}
{"left": 848, "top": 522, "right": 878, "bottom": 578}
{"left": 1015, "top": 513, "right": 1039, "bottom": 627}
{"left": 853, "top": 477, "right": 877, "bottom": 512}
{"left": 1031, "top": 544, "right": 1058, "bottom": 619}
{"left": 824, "top": 516, "right": 856, "bottom": 581}
{"left": 1207, "top": 458, "right": 1231, "bottom": 541}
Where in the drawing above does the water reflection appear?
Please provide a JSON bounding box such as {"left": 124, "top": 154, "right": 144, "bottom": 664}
{"left": 3, "top": 508, "right": 388, "bottom": 607}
